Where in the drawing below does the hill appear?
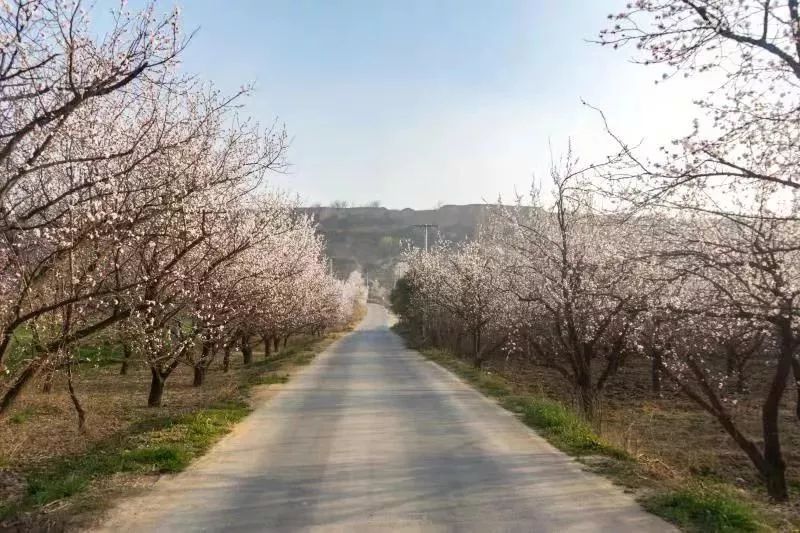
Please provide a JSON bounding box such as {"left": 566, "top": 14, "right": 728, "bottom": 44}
{"left": 301, "top": 204, "right": 492, "bottom": 299}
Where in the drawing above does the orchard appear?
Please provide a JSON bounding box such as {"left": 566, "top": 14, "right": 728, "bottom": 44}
{"left": 395, "top": 0, "right": 800, "bottom": 503}
{"left": 0, "top": 1, "right": 365, "bottom": 425}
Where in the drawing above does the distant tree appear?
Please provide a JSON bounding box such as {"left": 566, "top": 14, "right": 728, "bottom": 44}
{"left": 390, "top": 276, "right": 416, "bottom": 322}
{"left": 378, "top": 236, "right": 398, "bottom": 254}
{"left": 405, "top": 241, "right": 511, "bottom": 369}
{"left": 330, "top": 200, "right": 349, "bottom": 208}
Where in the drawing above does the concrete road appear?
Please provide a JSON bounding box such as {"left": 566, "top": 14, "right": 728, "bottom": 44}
{"left": 95, "top": 304, "right": 673, "bottom": 532}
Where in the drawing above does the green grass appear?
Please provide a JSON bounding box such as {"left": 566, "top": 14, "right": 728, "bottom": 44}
{"left": 500, "top": 395, "right": 628, "bottom": 459}
{"left": 5, "top": 327, "right": 34, "bottom": 371}
{"left": 257, "top": 373, "right": 290, "bottom": 385}
{"left": 5, "top": 328, "right": 123, "bottom": 371}
{"left": 643, "top": 487, "right": 761, "bottom": 532}
{"left": 293, "top": 351, "right": 316, "bottom": 366}
{"left": 75, "top": 343, "right": 124, "bottom": 366}
{"left": 8, "top": 408, "right": 34, "bottom": 425}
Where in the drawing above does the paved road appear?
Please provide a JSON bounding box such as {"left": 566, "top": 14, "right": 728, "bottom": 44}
{"left": 96, "top": 304, "right": 672, "bottom": 532}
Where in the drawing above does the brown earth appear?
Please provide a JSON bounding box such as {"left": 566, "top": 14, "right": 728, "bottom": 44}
{"left": 485, "top": 351, "right": 800, "bottom": 524}
{"left": 0, "top": 332, "right": 342, "bottom": 530}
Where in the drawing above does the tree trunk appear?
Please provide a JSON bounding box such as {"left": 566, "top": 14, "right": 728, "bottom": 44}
{"left": 577, "top": 386, "right": 596, "bottom": 422}
{"left": 472, "top": 328, "right": 482, "bottom": 368}
{"left": 262, "top": 335, "right": 272, "bottom": 359}
{"left": 147, "top": 368, "right": 165, "bottom": 407}
{"left": 120, "top": 342, "right": 132, "bottom": 375}
{"left": 761, "top": 322, "right": 792, "bottom": 501}
{"left": 763, "top": 456, "right": 788, "bottom": 502}
{"left": 725, "top": 343, "right": 736, "bottom": 377}
{"left": 0, "top": 359, "right": 41, "bottom": 414}
{"left": 651, "top": 349, "right": 662, "bottom": 394}
{"left": 725, "top": 342, "right": 749, "bottom": 393}
{"left": 66, "top": 363, "right": 86, "bottom": 432}
{"left": 241, "top": 335, "right": 253, "bottom": 365}
{"left": 737, "top": 358, "right": 748, "bottom": 394}
{"left": 707, "top": 403, "right": 773, "bottom": 498}
{"left": 429, "top": 326, "right": 439, "bottom": 347}
{"left": 661, "top": 355, "right": 785, "bottom": 502}
{"left": 272, "top": 336, "right": 280, "bottom": 352}
{"left": 762, "top": 378, "right": 790, "bottom": 501}
{"left": 791, "top": 357, "right": 800, "bottom": 422}
{"left": 192, "top": 365, "right": 206, "bottom": 387}
{"left": 575, "top": 364, "right": 596, "bottom": 422}
{"left": 223, "top": 346, "right": 231, "bottom": 373}
{"left": 0, "top": 330, "right": 12, "bottom": 368}
{"left": 194, "top": 342, "right": 214, "bottom": 386}
{"left": 283, "top": 336, "right": 289, "bottom": 349}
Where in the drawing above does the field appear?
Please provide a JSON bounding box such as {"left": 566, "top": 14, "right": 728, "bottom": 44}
{"left": 0, "top": 331, "right": 346, "bottom": 531}
{"left": 395, "top": 323, "right": 800, "bottom": 532}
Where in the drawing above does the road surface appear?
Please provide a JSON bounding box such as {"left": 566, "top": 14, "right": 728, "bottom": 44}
{"left": 96, "top": 304, "right": 672, "bottom": 532}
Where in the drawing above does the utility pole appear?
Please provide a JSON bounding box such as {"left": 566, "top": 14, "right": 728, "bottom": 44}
{"left": 413, "top": 224, "right": 438, "bottom": 252}
{"left": 412, "top": 225, "right": 437, "bottom": 343}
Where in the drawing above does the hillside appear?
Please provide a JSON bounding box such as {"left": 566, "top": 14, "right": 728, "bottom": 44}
{"left": 302, "top": 204, "right": 492, "bottom": 298}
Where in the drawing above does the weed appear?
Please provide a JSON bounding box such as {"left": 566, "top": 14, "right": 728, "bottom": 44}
{"left": 75, "top": 344, "right": 124, "bottom": 367}
{"left": 8, "top": 408, "right": 33, "bottom": 425}
{"left": 294, "top": 352, "right": 315, "bottom": 366}
{"left": 258, "top": 374, "right": 290, "bottom": 385}
{"left": 512, "top": 396, "right": 627, "bottom": 459}
{"left": 418, "top": 347, "right": 626, "bottom": 459}
{"left": 644, "top": 487, "right": 761, "bottom": 532}
{"left": 118, "top": 446, "right": 188, "bottom": 473}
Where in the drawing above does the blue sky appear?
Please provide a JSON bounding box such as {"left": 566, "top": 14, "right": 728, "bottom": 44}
{"left": 168, "top": 1, "right": 703, "bottom": 208}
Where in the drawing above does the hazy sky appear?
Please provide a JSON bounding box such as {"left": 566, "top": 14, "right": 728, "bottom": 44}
{"left": 172, "top": 1, "right": 705, "bottom": 208}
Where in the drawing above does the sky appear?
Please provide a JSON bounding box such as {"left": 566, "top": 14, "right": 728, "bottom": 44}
{"left": 164, "top": 0, "right": 706, "bottom": 209}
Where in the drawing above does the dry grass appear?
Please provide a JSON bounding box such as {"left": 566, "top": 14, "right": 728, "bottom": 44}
{"left": 1, "top": 362, "right": 239, "bottom": 467}
{"left": 490, "top": 353, "right": 800, "bottom": 530}
{"left": 0, "top": 329, "right": 348, "bottom": 530}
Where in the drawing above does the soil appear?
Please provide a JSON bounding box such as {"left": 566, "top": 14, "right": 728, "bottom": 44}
{"left": 486, "top": 351, "right": 800, "bottom": 524}
{"left": 0, "top": 339, "right": 316, "bottom": 531}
